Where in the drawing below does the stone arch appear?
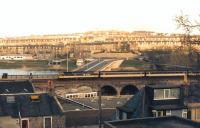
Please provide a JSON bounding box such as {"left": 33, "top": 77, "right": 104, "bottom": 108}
{"left": 120, "top": 85, "right": 139, "bottom": 95}
{"left": 54, "top": 85, "right": 65, "bottom": 90}
{"left": 77, "top": 86, "right": 93, "bottom": 93}
{"left": 54, "top": 86, "right": 66, "bottom": 93}
{"left": 101, "top": 85, "right": 117, "bottom": 96}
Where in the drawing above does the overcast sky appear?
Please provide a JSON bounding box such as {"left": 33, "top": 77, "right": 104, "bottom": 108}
{"left": 0, "top": 0, "right": 200, "bottom": 37}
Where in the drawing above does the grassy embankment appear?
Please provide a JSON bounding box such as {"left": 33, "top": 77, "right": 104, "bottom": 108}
{"left": 120, "top": 59, "right": 151, "bottom": 70}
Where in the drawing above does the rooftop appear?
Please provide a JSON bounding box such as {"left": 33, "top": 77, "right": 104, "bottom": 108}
{"left": 0, "top": 93, "right": 63, "bottom": 117}
{"left": 104, "top": 116, "right": 200, "bottom": 128}
{"left": 58, "top": 96, "right": 130, "bottom": 111}
{"left": 0, "top": 80, "right": 34, "bottom": 94}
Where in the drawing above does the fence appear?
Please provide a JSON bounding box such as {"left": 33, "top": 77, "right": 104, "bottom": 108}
{"left": 0, "top": 74, "right": 58, "bottom": 80}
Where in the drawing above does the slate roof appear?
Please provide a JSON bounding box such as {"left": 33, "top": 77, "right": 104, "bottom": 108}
{"left": 58, "top": 96, "right": 94, "bottom": 111}
{"left": 0, "top": 93, "right": 63, "bottom": 118}
{"left": 117, "top": 88, "right": 151, "bottom": 118}
{"left": 105, "top": 116, "right": 200, "bottom": 128}
{"left": 117, "top": 90, "right": 143, "bottom": 113}
{"left": 0, "top": 80, "right": 34, "bottom": 94}
{"left": 58, "top": 96, "right": 129, "bottom": 111}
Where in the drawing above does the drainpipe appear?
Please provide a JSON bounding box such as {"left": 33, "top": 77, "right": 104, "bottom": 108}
{"left": 183, "top": 71, "right": 188, "bottom": 85}
{"left": 18, "top": 103, "right": 22, "bottom": 128}
{"left": 183, "top": 71, "right": 189, "bottom": 98}
{"left": 98, "top": 71, "right": 102, "bottom": 128}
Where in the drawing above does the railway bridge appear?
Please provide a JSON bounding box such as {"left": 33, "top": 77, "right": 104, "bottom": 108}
{"left": 3, "top": 71, "right": 199, "bottom": 96}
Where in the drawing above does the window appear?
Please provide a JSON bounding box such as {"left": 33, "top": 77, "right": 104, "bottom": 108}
{"left": 154, "top": 89, "right": 164, "bottom": 100}
{"left": 30, "top": 95, "right": 40, "bottom": 102}
{"left": 164, "top": 89, "right": 170, "bottom": 98}
{"left": 157, "top": 111, "right": 164, "bottom": 117}
{"left": 152, "top": 110, "right": 157, "bottom": 117}
{"left": 152, "top": 110, "right": 171, "bottom": 117}
{"left": 21, "top": 119, "right": 29, "bottom": 128}
{"left": 6, "top": 96, "right": 15, "bottom": 103}
{"left": 154, "top": 88, "right": 180, "bottom": 100}
{"left": 170, "top": 89, "right": 180, "bottom": 99}
{"left": 43, "top": 117, "right": 52, "bottom": 128}
{"left": 166, "top": 110, "right": 171, "bottom": 116}
{"left": 182, "top": 109, "right": 188, "bottom": 118}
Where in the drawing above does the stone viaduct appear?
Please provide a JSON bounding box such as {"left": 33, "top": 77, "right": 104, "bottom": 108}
{"left": 32, "top": 75, "right": 200, "bottom": 96}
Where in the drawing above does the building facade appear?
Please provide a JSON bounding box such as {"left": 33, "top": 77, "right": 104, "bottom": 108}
{"left": 0, "top": 93, "right": 65, "bottom": 128}
{"left": 116, "top": 84, "right": 200, "bottom": 122}
{"left": 0, "top": 31, "right": 200, "bottom": 59}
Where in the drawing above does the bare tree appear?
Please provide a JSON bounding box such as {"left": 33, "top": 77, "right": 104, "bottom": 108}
{"left": 176, "top": 13, "right": 200, "bottom": 33}
{"left": 175, "top": 13, "right": 200, "bottom": 69}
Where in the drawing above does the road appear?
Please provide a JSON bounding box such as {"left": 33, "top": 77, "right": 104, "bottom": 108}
{"left": 75, "top": 59, "right": 114, "bottom": 72}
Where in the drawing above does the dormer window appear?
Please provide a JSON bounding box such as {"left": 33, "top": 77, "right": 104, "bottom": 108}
{"left": 154, "top": 88, "right": 180, "bottom": 100}
{"left": 6, "top": 96, "right": 15, "bottom": 103}
{"left": 30, "top": 95, "right": 40, "bottom": 102}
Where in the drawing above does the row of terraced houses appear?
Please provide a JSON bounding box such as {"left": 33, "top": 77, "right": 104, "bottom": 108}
{"left": 0, "top": 31, "right": 200, "bottom": 59}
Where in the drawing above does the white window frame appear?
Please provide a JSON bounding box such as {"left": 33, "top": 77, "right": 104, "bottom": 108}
{"left": 166, "top": 110, "right": 171, "bottom": 116}
{"left": 152, "top": 110, "right": 163, "bottom": 117}
{"left": 152, "top": 110, "right": 171, "bottom": 117}
{"left": 21, "top": 118, "right": 29, "bottom": 128}
{"left": 152, "top": 110, "right": 157, "bottom": 117}
{"left": 43, "top": 116, "right": 52, "bottom": 128}
{"left": 182, "top": 109, "right": 187, "bottom": 118}
{"left": 157, "top": 110, "right": 164, "bottom": 117}
{"left": 164, "top": 89, "right": 170, "bottom": 99}
{"left": 154, "top": 89, "right": 180, "bottom": 100}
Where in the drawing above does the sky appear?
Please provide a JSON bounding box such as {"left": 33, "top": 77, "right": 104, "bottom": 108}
{"left": 0, "top": 0, "right": 200, "bottom": 37}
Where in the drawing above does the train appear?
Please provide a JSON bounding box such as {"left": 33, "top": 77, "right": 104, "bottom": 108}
{"left": 57, "top": 70, "right": 198, "bottom": 79}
